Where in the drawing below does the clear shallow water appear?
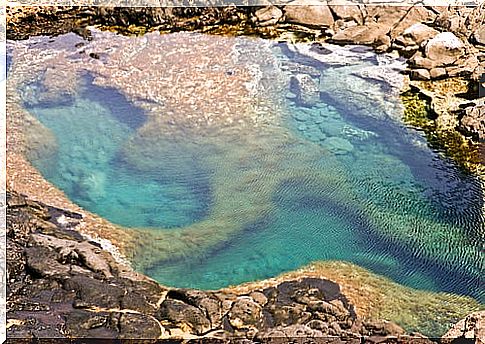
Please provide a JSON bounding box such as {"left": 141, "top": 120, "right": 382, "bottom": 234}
{"left": 14, "top": 32, "right": 484, "bottom": 306}
{"left": 24, "top": 77, "right": 212, "bottom": 228}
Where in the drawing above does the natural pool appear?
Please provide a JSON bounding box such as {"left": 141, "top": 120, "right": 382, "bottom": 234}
{"left": 7, "top": 29, "right": 484, "bottom": 315}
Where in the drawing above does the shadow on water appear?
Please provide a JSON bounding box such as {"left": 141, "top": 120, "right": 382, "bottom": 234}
{"left": 22, "top": 73, "right": 213, "bottom": 229}
{"left": 79, "top": 74, "right": 148, "bottom": 130}
{"left": 319, "top": 86, "right": 485, "bottom": 228}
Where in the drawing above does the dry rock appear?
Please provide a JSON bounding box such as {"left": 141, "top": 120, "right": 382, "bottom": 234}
{"left": 425, "top": 32, "right": 465, "bottom": 66}
{"left": 253, "top": 6, "right": 283, "bottom": 26}
{"left": 283, "top": 0, "right": 334, "bottom": 28}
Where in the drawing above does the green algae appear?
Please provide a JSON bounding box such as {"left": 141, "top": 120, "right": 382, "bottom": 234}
{"left": 401, "top": 89, "right": 482, "bottom": 174}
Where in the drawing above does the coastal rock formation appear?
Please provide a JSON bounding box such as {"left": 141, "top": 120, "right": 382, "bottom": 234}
{"left": 4, "top": 4, "right": 485, "bottom": 342}
{"left": 283, "top": 0, "right": 334, "bottom": 28}
{"left": 442, "top": 311, "right": 485, "bottom": 344}
{"left": 460, "top": 100, "right": 485, "bottom": 140}
{"left": 2, "top": 192, "right": 420, "bottom": 340}
{"left": 7, "top": 191, "right": 482, "bottom": 342}
{"left": 252, "top": 6, "right": 283, "bottom": 27}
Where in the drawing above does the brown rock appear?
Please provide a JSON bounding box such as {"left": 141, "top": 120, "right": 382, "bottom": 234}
{"left": 158, "top": 299, "right": 211, "bottom": 335}
{"left": 327, "top": 0, "right": 364, "bottom": 25}
{"left": 472, "top": 27, "right": 485, "bottom": 46}
{"left": 330, "top": 24, "right": 382, "bottom": 45}
{"left": 409, "top": 52, "right": 437, "bottom": 69}
{"left": 429, "top": 67, "right": 447, "bottom": 79}
{"left": 442, "top": 310, "right": 485, "bottom": 343}
{"left": 228, "top": 297, "right": 262, "bottom": 330}
{"left": 400, "top": 23, "right": 439, "bottom": 46}
{"left": 410, "top": 69, "right": 431, "bottom": 80}
{"left": 253, "top": 6, "right": 283, "bottom": 26}
{"left": 425, "top": 32, "right": 465, "bottom": 66}
{"left": 460, "top": 104, "right": 485, "bottom": 140}
{"left": 283, "top": 0, "right": 334, "bottom": 28}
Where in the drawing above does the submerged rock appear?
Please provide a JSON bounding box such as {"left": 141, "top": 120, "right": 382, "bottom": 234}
{"left": 322, "top": 136, "right": 354, "bottom": 155}
{"left": 290, "top": 74, "right": 320, "bottom": 107}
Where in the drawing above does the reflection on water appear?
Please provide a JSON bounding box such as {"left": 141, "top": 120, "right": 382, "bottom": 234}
{"left": 9, "top": 31, "right": 484, "bottom": 334}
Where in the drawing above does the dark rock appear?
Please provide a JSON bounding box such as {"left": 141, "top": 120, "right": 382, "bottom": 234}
{"left": 158, "top": 299, "right": 211, "bottom": 335}
{"left": 310, "top": 42, "right": 333, "bottom": 55}
{"left": 228, "top": 298, "right": 262, "bottom": 330}
{"left": 118, "top": 313, "right": 162, "bottom": 339}
{"left": 410, "top": 68, "right": 431, "bottom": 80}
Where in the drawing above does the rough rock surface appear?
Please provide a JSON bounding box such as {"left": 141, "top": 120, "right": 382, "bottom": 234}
{"left": 442, "top": 311, "right": 485, "bottom": 344}
{"left": 283, "top": 0, "right": 334, "bottom": 28}
{"left": 425, "top": 32, "right": 466, "bottom": 65}
{"left": 4, "top": 191, "right": 452, "bottom": 341}
{"left": 460, "top": 101, "right": 485, "bottom": 140}
{"left": 252, "top": 6, "right": 283, "bottom": 27}
{"left": 5, "top": 4, "right": 485, "bottom": 341}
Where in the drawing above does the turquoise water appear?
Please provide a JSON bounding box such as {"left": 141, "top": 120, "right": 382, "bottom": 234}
{"left": 18, "top": 35, "right": 484, "bottom": 307}
{"left": 25, "top": 77, "right": 212, "bottom": 228}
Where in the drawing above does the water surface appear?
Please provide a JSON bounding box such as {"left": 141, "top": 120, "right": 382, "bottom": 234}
{"left": 9, "top": 32, "right": 484, "bottom": 310}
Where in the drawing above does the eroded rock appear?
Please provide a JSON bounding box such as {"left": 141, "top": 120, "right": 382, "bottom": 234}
{"left": 283, "top": 0, "right": 334, "bottom": 28}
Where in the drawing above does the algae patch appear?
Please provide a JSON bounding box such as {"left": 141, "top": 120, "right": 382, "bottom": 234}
{"left": 401, "top": 89, "right": 482, "bottom": 174}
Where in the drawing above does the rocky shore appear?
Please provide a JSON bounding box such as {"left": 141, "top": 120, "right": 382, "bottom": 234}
{"left": 6, "top": 191, "right": 484, "bottom": 341}
{"left": 5, "top": 2, "right": 485, "bottom": 342}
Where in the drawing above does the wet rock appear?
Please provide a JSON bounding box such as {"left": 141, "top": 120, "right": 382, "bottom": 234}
{"left": 290, "top": 74, "right": 320, "bottom": 107}
{"left": 281, "top": 60, "right": 322, "bottom": 78}
{"left": 309, "top": 42, "right": 333, "bottom": 55}
{"left": 424, "top": 32, "right": 465, "bottom": 66}
{"left": 283, "top": 0, "right": 334, "bottom": 28}
{"left": 252, "top": 6, "right": 283, "bottom": 27}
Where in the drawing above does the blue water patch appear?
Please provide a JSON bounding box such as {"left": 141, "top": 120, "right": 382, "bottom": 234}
{"left": 24, "top": 75, "right": 212, "bottom": 228}
{"left": 18, "top": 34, "right": 484, "bottom": 316}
